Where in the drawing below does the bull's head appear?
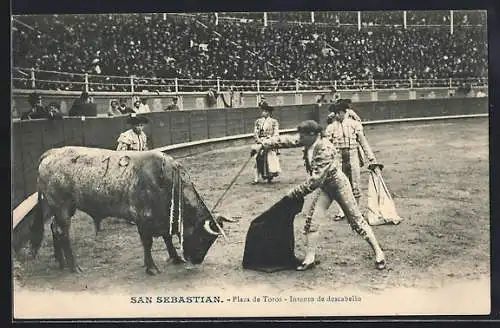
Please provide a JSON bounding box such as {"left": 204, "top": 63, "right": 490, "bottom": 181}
{"left": 182, "top": 214, "right": 237, "bottom": 264}
{"left": 163, "top": 157, "right": 238, "bottom": 265}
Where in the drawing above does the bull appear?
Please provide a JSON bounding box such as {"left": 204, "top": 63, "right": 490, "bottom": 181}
{"left": 29, "top": 146, "right": 235, "bottom": 275}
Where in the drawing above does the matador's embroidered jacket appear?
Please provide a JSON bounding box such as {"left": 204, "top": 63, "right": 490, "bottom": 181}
{"left": 261, "top": 135, "right": 340, "bottom": 197}
{"left": 324, "top": 117, "right": 375, "bottom": 159}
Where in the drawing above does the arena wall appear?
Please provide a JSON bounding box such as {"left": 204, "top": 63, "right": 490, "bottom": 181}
{"left": 11, "top": 98, "right": 488, "bottom": 210}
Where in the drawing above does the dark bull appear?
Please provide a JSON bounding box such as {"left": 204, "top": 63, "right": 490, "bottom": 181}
{"left": 30, "top": 146, "right": 235, "bottom": 275}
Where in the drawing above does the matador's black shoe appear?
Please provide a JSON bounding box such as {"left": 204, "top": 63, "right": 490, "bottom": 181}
{"left": 333, "top": 215, "right": 345, "bottom": 221}
{"left": 375, "top": 259, "right": 386, "bottom": 270}
{"left": 296, "top": 259, "right": 321, "bottom": 271}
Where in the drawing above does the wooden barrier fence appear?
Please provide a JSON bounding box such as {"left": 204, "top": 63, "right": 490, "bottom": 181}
{"left": 11, "top": 98, "right": 488, "bottom": 210}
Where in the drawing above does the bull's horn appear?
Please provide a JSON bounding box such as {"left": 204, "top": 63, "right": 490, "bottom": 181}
{"left": 203, "top": 219, "right": 220, "bottom": 236}
{"left": 216, "top": 215, "right": 238, "bottom": 223}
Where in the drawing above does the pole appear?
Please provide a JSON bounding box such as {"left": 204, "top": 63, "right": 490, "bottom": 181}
{"left": 450, "top": 10, "right": 454, "bottom": 35}
{"left": 215, "top": 13, "right": 218, "bottom": 25}
{"left": 358, "top": 11, "right": 361, "bottom": 31}
{"left": 403, "top": 10, "right": 407, "bottom": 29}
{"left": 30, "top": 68, "right": 36, "bottom": 89}
{"left": 84, "top": 73, "right": 89, "bottom": 92}
{"left": 174, "top": 78, "right": 179, "bottom": 93}
{"left": 263, "top": 12, "right": 268, "bottom": 27}
{"left": 130, "top": 75, "right": 135, "bottom": 94}
{"left": 311, "top": 12, "right": 315, "bottom": 23}
{"left": 211, "top": 154, "right": 255, "bottom": 213}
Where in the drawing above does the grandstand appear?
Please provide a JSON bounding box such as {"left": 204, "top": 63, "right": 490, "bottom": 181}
{"left": 12, "top": 11, "right": 487, "bottom": 93}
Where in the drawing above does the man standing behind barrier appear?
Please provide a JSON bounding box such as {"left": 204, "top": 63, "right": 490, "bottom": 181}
{"left": 132, "top": 99, "right": 142, "bottom": 113}
{"left": 252, "top": 102, "right": 281, "bottom": 184}
{"left": 258, "top": 95, "right": 267, "bottom": 108}
{"left": 47, "top": 102, "right": 63, "bottom": 120}
{"left": 138, "top": 98, "right": 151, "bottom": 113}
{"left": 165, "top": 97, "right": 179, "bottom": 111}
{"left": 68, "top": 91, "right": 97, "bottom": 117}
{"left": 108, "top": 99, "right": 122, "bottom": 116}
{"left": 118, "top": 98, "right": 135, "bottom": 114}
{"left": 316, "top": 94, "right": 329, "bottom": 107}
{"left": 116, "top": 114, "right": 150, "bottom": 151}
{"left": 324, "top": 101, "right": 378, "bottom": 220}
{"left": 21, "top": 93, "right": 50, "bottom": 120}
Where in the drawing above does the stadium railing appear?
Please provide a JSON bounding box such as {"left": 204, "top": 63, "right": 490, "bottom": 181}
{"left": 12, "top": 67, "right": 487, "bottom": 93}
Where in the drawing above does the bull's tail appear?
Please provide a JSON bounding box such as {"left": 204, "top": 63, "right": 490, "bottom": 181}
{"left": 29, "top": 191, "right": 45, "bottom": 258}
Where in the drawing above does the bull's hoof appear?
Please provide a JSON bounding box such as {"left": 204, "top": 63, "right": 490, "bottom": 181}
{"left": 70, "top": 265, "right": 84, "bottom": 273}
{"left": 146, "top": 267, "right": 160, "bottom": 276}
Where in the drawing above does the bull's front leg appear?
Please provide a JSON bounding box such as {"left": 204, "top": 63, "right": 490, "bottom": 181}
{"left": 163, "top": 235, "right": 185, "bottom": 264}
{"left": 139, "top": 230, "right": 160, "bottom": 275}
{"left": 93, "top": 217, "right": 103, "bottom": 235}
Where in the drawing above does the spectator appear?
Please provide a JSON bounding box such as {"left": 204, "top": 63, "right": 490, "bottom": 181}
{"left": 164, "top": 97, "right": 179, "bottom": 111}
{"left": 118, "top": 98, "right": 135, "bottom": 114}
{"left": 68, "top": 91, "right": 98, "bottom": 117}
{"left": 108, "top": 99, "right": 122, "bottom": 116}
{"left": 316, "top": 94, "right": 329, "bottom": 107}
{"left": 20, "top": 92, "right": 50, "bottom": 120}
{"left": 11, "top": 13, "right": 487, "bottom": 90}
{"left": 220, "top": 88, "right": 234, "bottom": 108}
{"left": 329, "top": 88, "right": 338, "bottom": 103}
{"left": 206, "top": 89, "right": 218, "bottom": 108}
{"left": 132, "top": 99, "right": 142, "bottom": 113}
{"left": 47, "top": 101, "right": 64, "bottom": 120}
{"left": 138, "top": 98, "right": 151, "bottom": 113}
{"left": 476, "top": 90, "right": 487, "bottom": 98}
{"left": 258, "top": 95, "right": 268, "bottom": 108}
